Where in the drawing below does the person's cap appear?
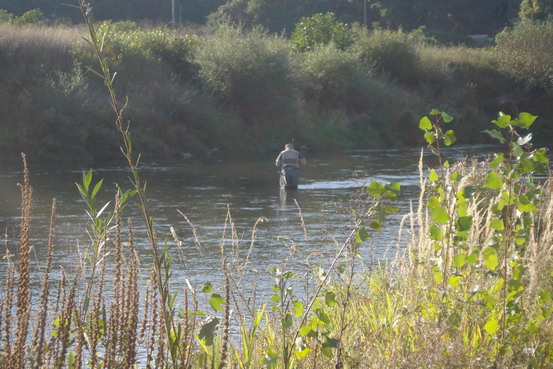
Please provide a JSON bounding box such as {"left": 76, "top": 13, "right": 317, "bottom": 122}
{"left": 285, "top": 143, "right": 293, "bottom": 149}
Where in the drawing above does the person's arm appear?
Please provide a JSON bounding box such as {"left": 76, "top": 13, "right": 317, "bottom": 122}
{"left": 275, "top": 152, "right": 283, "bottom": 167}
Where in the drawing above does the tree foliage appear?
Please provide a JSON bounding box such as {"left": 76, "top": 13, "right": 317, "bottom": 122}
{"left": 519, "top": 0, "right": 553, "bottom": 20}
{"left": 291, "top": 12, "right": 354, "bottom": 52}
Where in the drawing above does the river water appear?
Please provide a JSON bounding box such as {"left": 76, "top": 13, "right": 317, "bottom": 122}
{"left": 0, "top": 146, "right": 497, "bottom": 298}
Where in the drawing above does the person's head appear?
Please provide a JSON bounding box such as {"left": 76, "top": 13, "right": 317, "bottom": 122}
{"left": 285, "top": 143, "right": 293, "bottom": 150}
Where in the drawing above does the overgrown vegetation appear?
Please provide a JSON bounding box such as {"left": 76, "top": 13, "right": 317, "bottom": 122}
{"left": 2, "top": 16, "right": 553, "bottom": 168}
{"left": 0, "top": 4, "right": 552, "bottom": 367}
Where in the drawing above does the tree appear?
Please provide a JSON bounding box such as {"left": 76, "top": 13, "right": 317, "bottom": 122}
{"left": 520, "top": 0, "right": 553, "bottom": 20}
{"left": 291, "top": 12, "right": 355, "bottom": 52}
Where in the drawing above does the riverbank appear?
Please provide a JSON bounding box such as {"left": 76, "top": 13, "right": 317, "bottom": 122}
{"left": 1, "top": 21, "right": 553, "bottom": 169}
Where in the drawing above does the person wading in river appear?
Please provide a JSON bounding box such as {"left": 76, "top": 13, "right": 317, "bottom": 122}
{"left": 275, "top": 143, "right": 306, "bottom": 189}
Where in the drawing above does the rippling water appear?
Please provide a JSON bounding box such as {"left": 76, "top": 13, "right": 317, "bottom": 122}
{"left": 0, "top": 146, "right": 498, "bottom": 297}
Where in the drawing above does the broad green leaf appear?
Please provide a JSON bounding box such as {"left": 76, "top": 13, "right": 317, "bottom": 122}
{"left": 533, "top": 149, "right": 549, "bottom": 164}
{"left": 429, "top": 169, "right": 439, "bottom": 182}
{"left": 491, "top": 114, "right": 511, "bottom": 128}
{"left": 456, "top": 216, "right": 473, "bottom": 231}
{"left": 483, "top": 129, "right": 506, "bottom": 144}
{"left": 198, "top": 317, "right": 219, "bottom": 346}
{"left": 263, "top": 349, "right": 279, "bottom": 368}
{"left": 444, "top": 130, "right": 457, "bottom": 146}
{"left": 442, "top": 112, "right": 454, "bottom": 123}
{"left": 209, "top": 293, "right": 225, "bottom": 312}
{"left": 489, "top": 153, "right": 504, "bottom": 168}
{"left": 517, "top": 112, "right": 537, "bottom": 129}
{"left": 463, "top": 186, "right": 476, "bottom": 198}
{"left": 201, "top": 282, "right": 213, "bottom": 294}
{"left": 517, "top": 196, "right": 538, "bottom": 213}
{"left": 316, "top": 309, "right": 330, "bottom": 324}
{"left": 385, "top": 182, "right": 401, "bottom": 193}
{"left": 434, "top": 269, "right": 443, "bottom": 284}
{"left": 431, "top": 205, "right": 449, "bottom": 224}
{"left": 429, "top": 224, "right": 443, "bottom": 241}
{"left": 355, "top": 227, "right": 370, "bottom": 244}
{"left": 519, "top": 158, "right": 535, "bottom": 173}
{"left": 484, "top": 172, "right": 502, "bottom": 190}
{"left": 295, "top": 347, "right": 311, "bottom": 360}
{"left": 466, "top": 253, "right": 478, "bottom": 265}
{"left": 369, "top": 220, "right": 382, "bottom": 231}
{"left": 299, "top": 323, "right": 313, "bottom": 337}
{"left": 367, "top": 181, "right": 384, "bottom": 199}
{"left": 293, "top": 301, "right": 304, "bottom": 317}
{"left": 453, "top": 254, "right": 466, "bottom": 268}
{"left": 419, "top": 116, "right": 432, "bottom": 130}
{"left": 448, "top": 275, "right": 462, "bottom": 290}
{"left": 484, "top": 317, "right": 499, "bottom": 335}
{"left": 424, "top": 131, "right": 435, "bottom": 144}
{"left": 490, "top": 219, "right": 505, "bottom": 230}
{"left": 325, "top": 292, "right": 337, "bottom": 307}
{"left": 483, "top": 247, "right": 499, "bottom": 271}
{"left": 282, "top": 312, "right": 293, "bottom": 330}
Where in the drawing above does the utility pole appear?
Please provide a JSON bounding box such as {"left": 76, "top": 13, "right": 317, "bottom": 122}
{"left": 171, "top": 0, "right": 175, "bottom": 25}
{"left": 364, "top": 0, "right": 367, "bottom": 28}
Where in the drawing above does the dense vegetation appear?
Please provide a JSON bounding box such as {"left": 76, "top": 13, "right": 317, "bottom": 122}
{"left": 1, "top": 12, "right": 553, "bottom": 168}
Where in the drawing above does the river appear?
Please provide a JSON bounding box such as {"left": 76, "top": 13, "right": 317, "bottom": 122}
{"left": 0, "top": 146, "right": 497, "bottom": 299}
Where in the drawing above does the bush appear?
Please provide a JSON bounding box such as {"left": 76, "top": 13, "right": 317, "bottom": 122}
{"left": 300, "top": 44, "right": 371, "bottom": 110}
{"left": 495, "top": 20, "right": 553, "bottom": 89}
{"left": 291, "top": 12, "right": 355, "bottom": 52}
{"left": 193, "top": 24, "right": 297, "bottom": 124}
{"left": 354, "top": 28, "right": 427, "bottom": 85}
{"left": 14, "top": 9, "right": 46, "bottom": 26}
{"left": 0, "top": 9, "right": 14, "bottom": 24}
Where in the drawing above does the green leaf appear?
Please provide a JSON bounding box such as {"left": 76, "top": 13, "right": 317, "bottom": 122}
{"left": 209, "top": 293, "right": 225, "bottom": 312}
{"left": 293, "top": 300, "right": 304, "bottom": 317}
{"left": 299, "top": 323, "right": 313, "bottom": 337}
{"left": 316, "top": 309, "right": 330, "bottom": 324}
{"left": 484, "top": 317, "right": 499, "bottom": 335}
{"left": 424, "top": 131, "right": 435, "bottom": 144}
{"left": 455, "top": 216, "right": 473, "bottom": 232}
{"left": 491, "top": 114, "right": 511, "bottom": 128}
{"left": 466, "top": 253, "right": 478, "bottom": 265}
{"left": 489, "top": 153, "right": 505, "bottom": 168}
{"left": 431, "top": 206, "right": 449, "bottom": 224}
{"left": 419, "top": 116, "right": 432, "bottom": 130}
{"left": 201, "top": 282, "right": 213, "bottom": 294}
{"left": 442, "top": 112, "right": 454, "bottom": 123}
{"left": 429, "top": 169, "right": 439, "bottom": 182}
{"left": 367, "top": 181, "right": 385, "bottom": 199}
{"left": 483, "top": 129, "right": 506, "bottom": 144}
{"left": 517, "top": 196, "right": 538, "bottom": 213}
{"left": 517, "top": 112, "right": 537, "bottom": 129}
{"left": 263, "top": 349, "right": 279, "bottom": 368}
{"left": 448, "top": 275, "right": 462, "bottom": 290}
{"left": 369, "top": 220, "right": 382, "bottom": 231}
{"left": 443, "top": 130, "right": 457, "bottom": 146}
{"left": 490, "top": 219, "right": 505, "bottom": 230}
{"left": 282, "top": 312, "right": 293, "bottom": 330}
{"left": 429, "top": 224, "right": 443, "bottom": 241}
{"left": 453, "top": 254, "right": 466, "bottom": 268}
{"left": 198, "top": 317, "right": 219, "bottom": 346}
{"left": 483, "top": 247, "right": 499, "bottom": 271}
{"left": 484, "top": 172, "right": 502, "bottom": 190}
{"left": 295, "top": 347, "right": 311, "bottom": 360}
{"left": 356, "top": 227, "right": 370, "bottom": 243}
{"left": 325, "top": 292, "right": 337, "bottom": 307}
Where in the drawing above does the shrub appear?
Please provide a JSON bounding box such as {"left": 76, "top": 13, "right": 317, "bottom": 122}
{"left": 291, "top": 12, "right": 355, "bottom": 52}
{"left": 354, "top": 28, "right": 427, "bottom": 85}
{"left": 193, "top": 23, "right": 297, "bottom": 124}
{"left": 495, "top": 20, "right": 553, "bottom": 89}
{"left": 300, "top": 44, "right": 371, "bottom": 110}
{"left": 0, "top": 9, "right": 14, "bottom": 23}
{"left": 14, "top": 9, "right": 46, "bottom": 26}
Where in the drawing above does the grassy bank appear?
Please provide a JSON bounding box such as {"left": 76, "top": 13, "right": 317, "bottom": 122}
{"left": 1, "top": 20, "right": 553, "bottom": 168}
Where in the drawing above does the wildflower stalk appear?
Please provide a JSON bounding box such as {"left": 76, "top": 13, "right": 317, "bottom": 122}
{"left": 77, "top": 1, "right": 179, "bottom": 365}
